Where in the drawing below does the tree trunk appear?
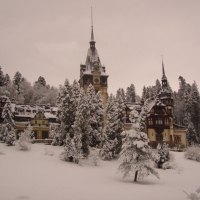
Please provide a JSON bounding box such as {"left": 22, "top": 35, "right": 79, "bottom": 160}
{"left": 134, "top": 170, "right": 138, "bottom": 182}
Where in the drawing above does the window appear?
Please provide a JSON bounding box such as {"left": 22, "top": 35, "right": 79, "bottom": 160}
{"left": 42, "top": 131, "right": 49, "bottom": 139}
{"left": 148, "top": 118, "right": 153, "bottom": 125}
{"left": 174, "top": 135, "right": 181, "bottom": 144}
{"left": 156, "top": 119, "right": 163, "bottom": 125}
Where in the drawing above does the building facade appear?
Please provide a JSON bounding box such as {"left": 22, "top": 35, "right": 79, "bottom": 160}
{"left": 14, "top": 106, "right": 59, "bottom": 143}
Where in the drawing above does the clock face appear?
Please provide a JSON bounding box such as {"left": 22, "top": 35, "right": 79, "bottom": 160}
{"left": 94, "top": 78, "right": 100, "bottom": 84}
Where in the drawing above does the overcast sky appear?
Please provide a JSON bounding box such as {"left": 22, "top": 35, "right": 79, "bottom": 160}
{"left": 0, "top": 0, "right": 200, "bottom": 95}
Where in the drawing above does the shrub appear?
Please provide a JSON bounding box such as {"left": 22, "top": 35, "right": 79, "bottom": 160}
{"left": 16, "top": 132, "right": 31, "bottom": 151}
{"left": 184, "top": 187, "right": 200, "bottom": 200}
{"left": 184, "top": 145, "right": 200, "bottom": 162}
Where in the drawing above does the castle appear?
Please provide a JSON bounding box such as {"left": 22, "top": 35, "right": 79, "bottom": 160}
{"left": 0, "top": 11, "right": 187, "bottom": 148}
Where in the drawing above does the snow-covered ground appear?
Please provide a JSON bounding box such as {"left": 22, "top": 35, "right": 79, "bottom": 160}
{"left": 0, "top": 143, "right": 199, "bottom": 200}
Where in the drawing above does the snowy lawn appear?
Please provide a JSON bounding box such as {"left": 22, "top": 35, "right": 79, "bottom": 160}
{"left": 0, "top": 143, "right": 200, "bottom": 200}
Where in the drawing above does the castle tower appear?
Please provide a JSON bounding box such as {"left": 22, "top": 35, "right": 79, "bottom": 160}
{"left": 79, "top": 8, "right": 108, "bottom": 105}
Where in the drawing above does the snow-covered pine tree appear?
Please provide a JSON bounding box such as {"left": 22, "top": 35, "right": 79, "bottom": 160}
{"left": 1, "top": 98, "right": 15, "bottom": 126}
{"left": 72, "top": 89, "right": 92, "bottom": 158}
{"left": 13, "top": 71, "right": 23, "bottom": 94}
{"left": 86, "top": 84, "right": 104, "bottom": 147}
{"left": 0, "top": 124, "right": 7, "bottom": 141}
{"left": 187, "top": 120, "right": 198, "bottom": 145}
{"left": 5, "top": 126, "right": 15, "bottom": 146}
{"left": 114, "top": 93, "right": 126, "bottom": 154}
{"left": 99, "top": 132, "right": 118, "bottom": 160}
{"left": 56, "top": 79, "right": 76, "bottom": 145}
{"left": 71, "top": 80, "right": 80, "bottom": 108}
{"left": 126, "top": 84, "right": 136, "bottom": 103}
{"left": 61, "top": 131, "right": 82, "bottom": 163}
{"left": 156, "top": 142, "right": 170, "bottom": 168}
{"left": 118, "top": 102, "right": 159, "bottom": 182}
{"left": 116, "top": 88, "right": 126, "bottom": 102}
{"left": 190, "top": 82, "right": 200, "bottom": 143}
{"left": 49, "top": 124, "right": 57, "bottom": 145}
{"left": 100, "top": 94, "right": 125, "bottom": 159}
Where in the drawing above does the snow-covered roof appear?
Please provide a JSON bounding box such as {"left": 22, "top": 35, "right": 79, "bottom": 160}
{"left": 44, "top": 113, "right": 57, "bottom": 119}
{"left": 15, "top": 114, "right": 34, "bottom": 118}
{"left": 86, "top": 48, "right": 101, "bottom": 67}
{"left": 15, "top": 121, "right": 30, "bottom": 125}
{"left": 51, "top": 107, "right": 58, "bottom": 112}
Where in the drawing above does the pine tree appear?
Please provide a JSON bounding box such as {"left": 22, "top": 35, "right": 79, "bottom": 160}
{"left": 99, "top": 132, "right": 118, "bottom": 160}
{"left": 0, "top": 66, "right": 5, "bottom": 87}
{"left": 51, "top": 126, "right": 62, "bottom": 146}
{"left": 126, "top": 84, "right": 136, "bottom": 103}
{"left": 101, "top": 94, "right": 125, "bottom": 159}
{"left": 5, "top": 126, "right": 15, "bottom": 146}
{"left": 71, "top": 80, "right": 80, "bottom": 110}
{"left": 56, "top": 79, "right": 75, "bottom": 145}
{"left": 156, "top": 142, "right": 170, "bottom": 168}
{"left": 174, "top": 76, "right": 187, "bottom": 125}
{"left": 1, "top": 98, "right": 15, "bottom": 126}
{"left": 13, "top": 71, "right": 24, "bottom": 95}
{"left": 35, "top": 76, "right": 46, "bottom": 87}
{"left": 72, "top": 89, "right": 92, "bottom": 158}
{"left": 141, "top": 86, "right": 147, "bottom": 101}
{"left": 116, "top": 88, "right": 126, "bottom": 102}
{"left": 61, "top": 132, "right": 82, "bottom": 163}
{"left": 87, "top": 84, "right": 104, "bottom": 147}
{"left": 118, "top": 103, "right": 159, "bottom": 182}
{"left": 190, "top": 82, "right": 200, "bottom": 143}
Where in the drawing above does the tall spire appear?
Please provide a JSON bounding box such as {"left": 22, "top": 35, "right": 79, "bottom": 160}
{"left": 161, "top": 57, "right": 168, "bottom": 88}
{"left": 90, "top": 6, "right": 95, "bottom": 42}
{"left": 162, "top": 57, "right": 167, "bottom": 80}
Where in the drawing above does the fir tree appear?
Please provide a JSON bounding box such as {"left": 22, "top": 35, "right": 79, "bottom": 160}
{"left": 190, "top": 82, "right": 200, "bottom": 143}
{"left": 1, "top": 98, "right": 15, "bottom": 126}
{"left": 35, "top": 76, "right": 46, "bottom": 87}
{"left": 0, "top": 66, "right": 5, "bottom": 87}
{"left": 99, "top": 132, "right": 118, "bottom": 160}
{"left": 5, "top": 126, "right": 15, "bottom": 146}
{"left": 126, "top": 84, "right": 136, "bottom": 103}
{"left": 87, "top": 84, "right": 104, "bottom": 147}
{"left": 13, "top": 71, "right": 24, "bottom": 95}
{"left": 116, "top": 88, "right": 126, "bottom": 102}
{"left": 156, "top": 142, "right": 170, "bottom": 168}
{"left": 118, "top": 102, "right": 159, "bottom": 182}
{"left": 72, "top": 89, "right": 92, "bottom": 158}
{"left": 51, "top": 126, "right": 62, "bottom": 146}
{"left": 102, "top": 94, "right": 125, "bottom": 159}
{"left": 61, "top": 132, "right": 82, "bottom": 163}
{"left": 56, "top": 79, "right": 75, "bottom": 145}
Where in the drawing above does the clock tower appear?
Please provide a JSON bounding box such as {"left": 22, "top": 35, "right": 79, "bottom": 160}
{"left": 79, "top": 10, "right": 108, "bottom": 105}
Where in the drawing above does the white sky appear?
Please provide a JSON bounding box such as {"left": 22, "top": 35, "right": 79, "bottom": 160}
{"left": 0, "top": 0, "right": 200, "bottom": 95}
